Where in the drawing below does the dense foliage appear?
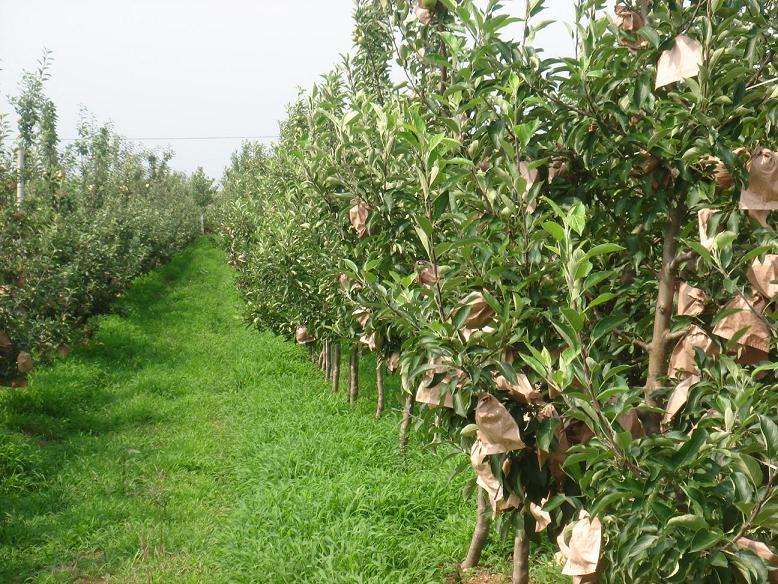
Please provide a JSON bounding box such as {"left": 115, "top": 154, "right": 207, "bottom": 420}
{"left": 215, "top": 0, "right": 777, "bottom": 582}
{"left": 0, "top": 61, "right": 204, "bottom": 380}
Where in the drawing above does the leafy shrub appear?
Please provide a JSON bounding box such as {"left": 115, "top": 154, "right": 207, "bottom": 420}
{"left": 217, "top": 0, "right": 776, "bottom": 581}
{"left": 0, "top": 62, "right": 203, "bottom": 379}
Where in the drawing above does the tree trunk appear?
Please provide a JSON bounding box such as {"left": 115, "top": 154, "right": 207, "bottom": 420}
{"left": 512, "top": 523, "right": 530, "bottom": 584}
{"left": 399, "top": 391, "right": 415, "bottom": 452}
{"left": 324, "top": 340, "right": 331, "bottom": 376}
{"left": 461, "top": 487, "right": 491, "bottom": 570}
{"left": 348, "top": 344, "right": 359, "bottom": 405}
{"left": 645, "top": 201, "right": 683, "bottom": 403}
{"left": 318, "top": 342, "right": 326, "bottom": 370}
{"left": 199, "top": 211, "right": 205, "bottom": 235}
{"left": 331, "top": 342, "right": 341, "bottom": 393}
{"left": 374, "top": 335, "right": 385, "bottom": 418}
{"left": 16, "top": 144, "right": 25, "bottom": 206}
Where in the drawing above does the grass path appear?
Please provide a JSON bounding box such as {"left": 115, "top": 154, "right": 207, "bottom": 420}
{"left": 1, "top": 240, "right": 560, "bottom": 583}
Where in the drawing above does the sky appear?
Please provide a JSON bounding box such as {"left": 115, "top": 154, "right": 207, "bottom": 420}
{"left": 0, "top": 1, "right": 576, "bottom": 180}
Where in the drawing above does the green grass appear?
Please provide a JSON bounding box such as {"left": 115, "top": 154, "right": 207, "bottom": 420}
{"left": 0, "top": 239, "right": 563, "bottom": 583}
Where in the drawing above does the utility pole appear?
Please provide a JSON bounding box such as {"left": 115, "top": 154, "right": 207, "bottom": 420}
{"left": 16, "top": 142, "right": 25, "bottom": 206}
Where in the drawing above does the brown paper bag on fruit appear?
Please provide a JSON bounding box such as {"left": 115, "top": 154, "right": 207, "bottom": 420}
{"left": 655, "top": 35, "right": 702, "bottom": 89}
{"left": 415, "top": 357, "right": 454, "bottom": 408}
{"left": 475, "top": 394, "right": 525, "bottom": 454}
{"left": 530, "top": 498, "right": 552, "bottom": 532}
{"left": 295, "top": 326, "right": 314, "bottom": 344}
{"left": 735, "top": 538, "right": 778, "bottom": 565}
{"left": 353, "top": 307, "right": 370, "bottom": 328}
{"left": 712, "top": 295, "right": 770, "bottom": 354}
{"left": 697, "top": 209, "right": 716, "bottom": 251}
{"left": 668, "top": 325, "right": 717, "bottom": 378}
{"left": 520, "top": 161, "right": 539, "bottom": 213}
{"left": 617, "top": 408, "right": 645, "bottom": 438}
{"left": 470, "top": 439, "right": 521, "bottom": 513}
{"left": 740, "top": 149, "right": 778, "bottom": 211}
{"left": 615, "top": 5, "right": 644, "bottom": 31}
{"left": 748, "top": 254, "right": 777, "bottom": 300}
{"left": 415, "top": 261, "right": 439, "bottom": 286}
{"left": 615, "top": 5, "right": 647, "bottom": 50}
{"left": 461, "top": 291, "right": 495, "bottom": 329}
{"left": 349, "top": 200, "right": 369, "bottom": 238}
{"left": 359, "top": 332, "right": 377, "bottom": 351}
{"left": 16, "top": 351, "right": 33, "bottom": 374}
{"left": 387, "top": 352, "right": 400, "bottom": 373}
{"left": 747, "top": 210, "right": 772, "bottom": 230}
{"left": 557, "top": 511, "right": 602, "bottom": 578}
{"left": 662, "top": 374, "right": 700, "bottom": 426}
{"left": 495, "top": 372, "right": 542, "bottom": 403}
{"left": 415, "top": 6, "right": 432, "bottom": 25}
{"left": 677, "top": 282, "right": 707, "bottom": 317}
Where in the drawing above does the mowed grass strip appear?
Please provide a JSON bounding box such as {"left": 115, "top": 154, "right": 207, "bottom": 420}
{"left": 0, "top": 240, "right": 563, "bottom": 583}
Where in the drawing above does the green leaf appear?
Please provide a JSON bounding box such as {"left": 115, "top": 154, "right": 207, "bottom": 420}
{"left": 537, "top": 417, "right": 560, "bottom": 453}
{"left": 414, "top": 225, "right": 432, "bottom": 258}
{"left": 566, "top": 203, "right": 586, "bottom": 236}
{"left": 514, "top": 120, "right": 540, "bottom": 148}
{"left": 582, "top": 243, "right": 624, "bottom": 262}
{"left": 666, "top": 514, "right": 708, "bottom": 530}
{"left": 342, "top": 110, "right": 360, "bottom": 126}
{"left": 542, "top": 221, "right": 565, "bottom": 242}
{"left": 453, "top": 305, "right": 472, "bottom": 330}
{"left": 561, "top": 307, "right": 585, "bottom": 333}
{"left": 735, "top": 453, "right": 763, "bottom": 488}
{"left": 615, "top": 430, "right": 632, "bottom": 452}
{"left": 685, "top": 241, "right": 713, "bottom": 264}
{"left": 732, "top": 550, "right": 769, "bottom": 583}
{"left": 689, "top": 529, "right": 722, "bottom": 553}
{"left": 638, "top": 27, "right": 660, "bottom": 49}
{"left": 587, "top": 292, "right": 616, "bottom": 310}
{"left": 590, "top": 490, "right": 628, "bottom": 517}
{"left": 591, "top": 315, "right": 628, "bottom": 344}
{"left": 670, "top": 428, "right": 708, "bottom": 469}
{"left": 460, "top": 423, "right": 478, "bottom": 437}
{"left": 759, "top": 415, "right": 778, "bottom": 460}
{"left": 518, "top": 352, "right": 547, "bottom": 378}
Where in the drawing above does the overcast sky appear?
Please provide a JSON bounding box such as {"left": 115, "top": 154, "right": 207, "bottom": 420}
{"left": 0, "top": 1, "right": 576, "bottom": 180}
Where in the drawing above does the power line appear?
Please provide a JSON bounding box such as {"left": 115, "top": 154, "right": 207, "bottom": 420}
{"left": 59, "top": 135, "right": 280, "bottom": 142}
